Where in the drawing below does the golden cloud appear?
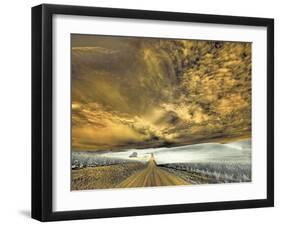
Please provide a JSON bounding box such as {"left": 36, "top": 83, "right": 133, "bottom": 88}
{"left": 71, "top": 35, "right": 251, "bottom": 151}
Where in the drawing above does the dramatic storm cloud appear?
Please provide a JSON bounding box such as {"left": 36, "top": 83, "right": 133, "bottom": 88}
{"left": 71, "top": 35, "right": 251, "bottom": 151}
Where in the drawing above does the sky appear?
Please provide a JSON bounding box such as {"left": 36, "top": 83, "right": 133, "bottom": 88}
{"left": 152, "top": 140, "right": 251, "bottom": 164}
{"left": 73, "top": 139, "right": 251, "bottom": 164}
{"left": 71, "top": 34, "right": 251, "bottom": 151}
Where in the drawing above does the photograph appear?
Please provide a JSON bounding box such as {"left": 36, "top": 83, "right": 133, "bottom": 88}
{"left": 71, "top": 34, "right": 252, "bottom": 190}
{"left": 31, "top": 3, "right": 274, "bottom": 221}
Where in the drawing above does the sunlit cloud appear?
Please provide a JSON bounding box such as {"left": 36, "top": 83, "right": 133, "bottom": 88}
{"left": 71, "top": 35, "right": 251, "bottom": 151}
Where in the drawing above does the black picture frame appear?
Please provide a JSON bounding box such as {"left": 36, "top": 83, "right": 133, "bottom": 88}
{"left": 32, "top": 4, "right": 274, "bottom": 222}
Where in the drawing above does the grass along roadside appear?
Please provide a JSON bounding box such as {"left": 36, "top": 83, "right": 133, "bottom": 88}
{"left": 72, "top": 162, "right": 146, "bottom": 190}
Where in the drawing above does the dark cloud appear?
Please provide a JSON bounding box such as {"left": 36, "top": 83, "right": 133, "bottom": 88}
{"left": 71, "top": 35, "right": 251, "bottom": 151}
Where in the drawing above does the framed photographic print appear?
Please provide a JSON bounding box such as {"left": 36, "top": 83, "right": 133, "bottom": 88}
{"left": 32, "top": 4, "right": 274, "bottom": 221}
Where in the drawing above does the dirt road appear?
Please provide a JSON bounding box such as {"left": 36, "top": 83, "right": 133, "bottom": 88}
{"left": 116, "top": 155, "right": 189, "bottom": 188}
